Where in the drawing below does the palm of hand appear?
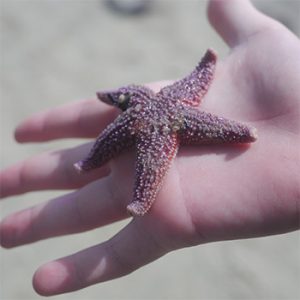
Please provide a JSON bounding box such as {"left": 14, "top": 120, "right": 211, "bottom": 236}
{"left": 125, "top": 23, "right": 300, "bottom": 250}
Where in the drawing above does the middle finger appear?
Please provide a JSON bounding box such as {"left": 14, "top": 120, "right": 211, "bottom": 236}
{"left": 0, "top": 142, "right": 109, "bottom": 199}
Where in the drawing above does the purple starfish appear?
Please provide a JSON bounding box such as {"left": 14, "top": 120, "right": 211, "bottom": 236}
{"left": 74, "top": 49, "right": 257, "bottom": 216}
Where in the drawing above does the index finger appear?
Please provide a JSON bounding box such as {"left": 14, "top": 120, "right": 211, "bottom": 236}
{"left": 15, "top": 99, "right": 118, "bottom": 143}
{"left": 14, "top": 82, "right": 170, "bottom": 143}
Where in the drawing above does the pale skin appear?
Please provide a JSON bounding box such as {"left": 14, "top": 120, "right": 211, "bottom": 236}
{"left": 1, "top": 0, "right": 300, "bottom": 296}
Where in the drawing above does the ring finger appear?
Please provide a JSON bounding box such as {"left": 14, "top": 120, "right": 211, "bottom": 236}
{"left": 0, "top": 174, "right": 130, "bottom": 248}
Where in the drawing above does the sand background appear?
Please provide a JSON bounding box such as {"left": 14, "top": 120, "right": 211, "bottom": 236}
{"left": 1, "top": 0, "right": 299, "bottom": 299}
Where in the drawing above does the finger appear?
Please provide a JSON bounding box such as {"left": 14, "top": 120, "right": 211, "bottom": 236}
{"left": 32, "top": 219, "right": 167, "bottom": 296}
{"left": 0, "top": 176, "right": 130, "bottom": 248}
{"left": 14, "top": 81, "right": 172, "bottom": 143}
{"left": 0, "top": 143, "right": 109, "bottom": 198}
{"left": 14, "top": 99, "right": 118, "bottom": 143}
{"left": 207, "top": 0, "right": 275, "bottom": 47}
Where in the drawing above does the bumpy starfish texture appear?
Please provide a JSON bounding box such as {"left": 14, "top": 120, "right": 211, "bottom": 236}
{"left": 74, "top": 49, "right": 257, "bottom": 216}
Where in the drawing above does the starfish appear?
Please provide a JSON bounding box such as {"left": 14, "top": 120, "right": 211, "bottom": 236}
{"left": 74, "top": 49, "right": 257, "bottom": 216}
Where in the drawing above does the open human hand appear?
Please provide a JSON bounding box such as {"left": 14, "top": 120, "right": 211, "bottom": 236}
{"left": 1, "top": 0, "right": 299, "bottom": 296}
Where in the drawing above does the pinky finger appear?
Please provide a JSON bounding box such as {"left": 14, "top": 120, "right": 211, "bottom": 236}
{"left": 32, "top": 219, "right": 167, "bottom": 296}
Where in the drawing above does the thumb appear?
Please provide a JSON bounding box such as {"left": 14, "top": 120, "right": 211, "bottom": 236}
{"left": 207, "top": 0, "right": 276, "bottom": 47}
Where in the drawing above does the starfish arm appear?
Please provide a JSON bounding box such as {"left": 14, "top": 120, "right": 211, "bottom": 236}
{"left": 74, "top": 113, "right": 135, "bottom": 172}
{"left": 97, "top": 84, "right": 155, "bottom": 110}
{"left": 179, "top": 108, "right": 257, "bottom": 145}
{"left": 157, "top": 49, "right": 217, "bottom": 106}
{"left": 127, "top": 132, "right": 178, "bottom": 216}
{"left": 128, "top": 84, "right": 156, "bottom": 98}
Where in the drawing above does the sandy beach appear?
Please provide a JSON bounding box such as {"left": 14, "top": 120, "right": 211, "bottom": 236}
{"left": 1, "top": 0, "right": 299, "bottom": 299}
